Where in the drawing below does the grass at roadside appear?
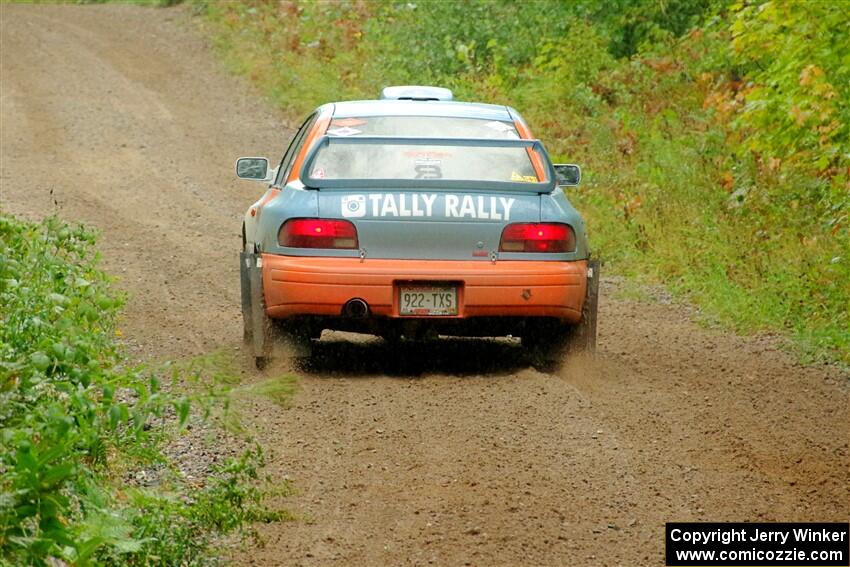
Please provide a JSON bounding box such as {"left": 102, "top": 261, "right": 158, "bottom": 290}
{"left": 164, "top": 349, "right": 298, "bottom": 435}
{"left": 1, "top": 0, "right": 180, "bottom": 5}
{"left": 192, "top": 0, "right": 849, "bottom": 365}
{"left": 0, "top": 215, "right": 290, "bottom": 566}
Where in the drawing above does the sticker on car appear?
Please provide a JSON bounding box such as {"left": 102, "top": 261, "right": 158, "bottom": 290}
{"left": 340, "top": 193, "right": 515, "bottom": 220}
{"left": 341, "top": 195, "right": 367, "bottom": 218}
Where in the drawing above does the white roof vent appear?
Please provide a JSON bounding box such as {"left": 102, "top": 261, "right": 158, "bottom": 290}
{"left": 380, "top": 85, "right": 453, "bottom": 101}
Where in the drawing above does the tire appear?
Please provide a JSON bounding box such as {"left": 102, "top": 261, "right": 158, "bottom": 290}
{"left": 524, "top": 260, "right": 599, "bottom": 370}
{"left": 567, "top": 259, "right": 599, "bottom": 353}
{"left": 253, "top": 317, "right": 315, "bottom": 369}
{"left": 241, "top": 251, "right": 311, "bottom": 368}
{"left": 380, "top": 328, "right": 403, "bottom": 344}
{"left": 277, "top": 322, "right": 314, "bottom": 359}
{"left": 523, "top": 325, "right": 572, "bottom": 372}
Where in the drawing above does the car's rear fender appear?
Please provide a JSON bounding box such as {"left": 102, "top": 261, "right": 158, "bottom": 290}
{"left": 253, "top": 183, "right": 319, "bottom": 252}
{"left": 541, "top": 187, "right": 590, "bottom": 257}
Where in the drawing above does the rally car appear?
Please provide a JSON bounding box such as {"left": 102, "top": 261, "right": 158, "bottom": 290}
{"left": 236, "top": 86, "right": 599, "bottom": 369}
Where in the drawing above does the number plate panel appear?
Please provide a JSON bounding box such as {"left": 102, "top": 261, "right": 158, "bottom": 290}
{"left": 398, "top": 284, "right": 458, "bottom": 316}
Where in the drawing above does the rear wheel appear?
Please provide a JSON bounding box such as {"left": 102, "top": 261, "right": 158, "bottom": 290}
{"left": 241, "top": 251, "right": 313, "bottom": 369}
{"left": 380, "top": 328, "right": 403, "bottom": 344}
{"left": 567, "top": 259, "right": 599, "bottom": 353}
{"left": 524, "top": 260, "right": 599, "bottom": 371}
{"left": 523, "top": 324, "right": 572, "bottom": 372}
{"left": 254, "top": 319, "right": 314, "bottom": 369}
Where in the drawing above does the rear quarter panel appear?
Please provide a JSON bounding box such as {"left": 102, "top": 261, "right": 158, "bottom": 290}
{"left": 541, "top": 188, "right": 591, "bottom": 258}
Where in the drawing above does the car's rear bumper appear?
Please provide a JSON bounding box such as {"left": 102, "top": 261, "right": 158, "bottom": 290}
{"left": 262, "top": 254, "right": 587, "bottom": 322}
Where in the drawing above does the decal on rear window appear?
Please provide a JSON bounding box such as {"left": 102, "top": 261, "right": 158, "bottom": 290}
{"left": 414, "top": 158, "right": 442, "bottom": 179}
{"left": 329, "top": 117, "right": 368, "bottom": 128}
{"left": 511, "top": 171, "right": 538, "bottom": 183}
{"left": 484, "top": 121, "right": 519, "bottom": 138}
{"left": 327, "top": 126, "right": 362, "bottom": 137}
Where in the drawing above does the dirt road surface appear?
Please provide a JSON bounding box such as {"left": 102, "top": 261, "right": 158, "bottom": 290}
{"left": 2, "top": 5, "right": 847, "bottom": 566}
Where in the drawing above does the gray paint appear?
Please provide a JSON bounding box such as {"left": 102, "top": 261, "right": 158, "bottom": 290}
{"left": 257, "top": 186, "right": 588, "bottom": 261}
{"left": 252, "top": 102, "right": 590, "bottom": 262}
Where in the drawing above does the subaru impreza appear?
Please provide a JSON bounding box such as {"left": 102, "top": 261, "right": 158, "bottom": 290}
{"left": 236, "top": 86, "right": 599, "bottom": 369}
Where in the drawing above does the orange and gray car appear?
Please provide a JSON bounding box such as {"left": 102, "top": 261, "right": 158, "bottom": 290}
{"left": 236, "top": 86, "right": 598, "bottom": 369}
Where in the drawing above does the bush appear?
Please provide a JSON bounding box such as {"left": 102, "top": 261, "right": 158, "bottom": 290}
{"left": 0, "top": 215, "right": 283, "bottom": 566}
{"left": 193, "top": 0, "right": 849, "bottom": 362}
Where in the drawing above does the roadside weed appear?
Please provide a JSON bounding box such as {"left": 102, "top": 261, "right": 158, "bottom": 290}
{"left": 0, "top": 215, "right": 290, "bottom": 566}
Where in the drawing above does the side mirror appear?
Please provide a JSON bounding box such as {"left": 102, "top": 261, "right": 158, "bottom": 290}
{"left": 554, "top": 164, "right": 581, "bottom": 186}
{"left": 235, "top": 157, "right": 270, "bottom": 181}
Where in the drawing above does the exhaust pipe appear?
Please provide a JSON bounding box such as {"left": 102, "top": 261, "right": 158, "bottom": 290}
{"left": 343, "top": 298, "right": 369, "bottom": 318}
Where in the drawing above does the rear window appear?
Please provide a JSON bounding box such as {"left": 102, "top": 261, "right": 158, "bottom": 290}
{"left": 327, "top": 116, "right": 520, "bottom": 139}
{"left": 311, "top": 116, "right": 540, "bottom": 183}
{"left": 309, "top": 142, "right": 539, "bottom": 183}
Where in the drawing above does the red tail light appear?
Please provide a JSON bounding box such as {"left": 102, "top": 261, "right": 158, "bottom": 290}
{"left": 499, "top": 223, "right": 575, "bottom": 253}
{"left": 279, "top": 218, "right": 358, "bottom": 249}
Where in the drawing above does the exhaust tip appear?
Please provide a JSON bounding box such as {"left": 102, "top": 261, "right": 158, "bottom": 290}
{"left": 343, "top": 298, "right": 369, "bottom": 318}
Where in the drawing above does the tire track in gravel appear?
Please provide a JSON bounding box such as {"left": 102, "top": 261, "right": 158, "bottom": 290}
{"left": 2, "top": 6, "right": 847, "bottom": 567}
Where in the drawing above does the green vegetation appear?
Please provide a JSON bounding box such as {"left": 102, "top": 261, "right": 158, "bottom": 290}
{"left": 0, "top": 216, "right": 287, "bottom": 566}
{"left": 195, "top": 0, "right": 849, "bottom": 363}
{"left": 164, "top": 349, "right": 297, "bottom": 436}
{"left": 5, "top": 0, "right": 182, "bottom": 5}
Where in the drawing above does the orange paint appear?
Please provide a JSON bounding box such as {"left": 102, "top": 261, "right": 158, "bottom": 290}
{"left": 287, "top": 112, "right": 332, "bottom": 184}
{"left": 513, "top": 118, "right": 547, "bottom": 181}
{"left": 257, "top": 188, "right": 280, "bottom": 208}
{"left": 261, "top": 255, "right": 587, "bottom": 322}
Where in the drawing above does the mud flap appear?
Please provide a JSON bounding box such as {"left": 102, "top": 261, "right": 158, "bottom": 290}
{"left": 240, "top": 251, "right": 273, "bottom": 361}
{"left": 239, "top": 252, "right": 253, "bottom": 346}
{"left": 240, "top": 252, "right": 312, "bottom": 366}
{"left": 581, "top": 259, "right": 600, "bottom": 352}
{"left": 250, "top": 255, "right": 272, "bottom": 360}
{"left": 524, "top": 260, "right": 600, "bottom": 370}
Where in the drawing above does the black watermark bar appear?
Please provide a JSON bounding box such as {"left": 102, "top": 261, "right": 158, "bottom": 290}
{"left": 666, "top": 523, "right": 849, "bottom": 566}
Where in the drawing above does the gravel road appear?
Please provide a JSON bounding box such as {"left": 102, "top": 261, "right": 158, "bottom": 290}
{"left": 1, "top": 5, "right": 847, "bottom": 566}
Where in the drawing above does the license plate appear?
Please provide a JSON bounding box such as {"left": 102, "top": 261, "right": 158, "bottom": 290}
{"left": 399, "top": 284, "right": 458, "bottom": 316}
